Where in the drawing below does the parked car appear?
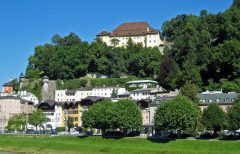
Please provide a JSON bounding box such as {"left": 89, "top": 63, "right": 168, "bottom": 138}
{"left": 26, "top": 129, "right": 36, "bottom": 134}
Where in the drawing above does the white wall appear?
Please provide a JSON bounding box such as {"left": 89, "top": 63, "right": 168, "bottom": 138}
{"left": 130, "top": 91, "right": 150, "bottom": 100}
{"left": 55, "top": 87, "right": 126, "bottom": 101}
{"left": 146, "top": 33, "right": 163, "bottom": 47}
{"left": 149, "top": 106, "right": 157, "bottom": 125}
{"left": 43, "top": 104, "right": 62, "bottom": 129}
{"left": 142, "top": 109, "right": 150, "bottom": 125}
{"left": 18, "top": 91, "right": 39, "bottom": 105}
{"left": 55, "top": 90, "right": 66, "bottom": 102}
{"left": 75, "top": 90, "right": 92, "bottom": 101}
{"left": 91, "top": 87, "right": 126, "bottom": 98}
{"left": 100, "top": 34, "right": 163, "bottom": 48}
{"left": 66, "top": 94, "right": 76, "bottom": 102}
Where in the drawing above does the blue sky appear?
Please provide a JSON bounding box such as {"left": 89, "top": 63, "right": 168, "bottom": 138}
{"left": 0, "top": 0, "right": 233, "bottom": 87}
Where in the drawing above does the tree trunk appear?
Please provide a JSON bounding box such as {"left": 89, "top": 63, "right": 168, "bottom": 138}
{"left": 35, "top": 125, "right": 38, "bottom": 134}
{"left": 123, "top": 129, "right": 127, "bottom": 136}
{"left": 102, "top": 129, "right": 106, "bottom": 136}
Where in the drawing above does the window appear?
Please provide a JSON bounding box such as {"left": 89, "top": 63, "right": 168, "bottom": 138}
{"left": 146, "top": 116, "right": 148, "bottom": 119}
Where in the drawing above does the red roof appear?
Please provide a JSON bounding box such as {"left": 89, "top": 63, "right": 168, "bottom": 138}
{"left": 97, "top": 21, "right": 160, "bottom": 37}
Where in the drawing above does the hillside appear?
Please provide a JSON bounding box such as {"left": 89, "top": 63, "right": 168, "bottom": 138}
{"left": 25, "top": 0, "right": 240, "bottom": 92}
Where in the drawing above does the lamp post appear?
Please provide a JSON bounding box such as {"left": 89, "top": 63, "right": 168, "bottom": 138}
{"left": 25, "top": 102, "right": 29, "bottom": 131}
{"left": 64, "top": 106, "right": 68, "bottom": 133}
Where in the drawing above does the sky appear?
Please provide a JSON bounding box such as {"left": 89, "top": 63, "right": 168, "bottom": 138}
{"left": 0, "top": 0, "right": 233, "bottom": 87}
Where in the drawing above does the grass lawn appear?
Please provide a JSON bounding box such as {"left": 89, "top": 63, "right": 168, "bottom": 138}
{"left": 0, "top": 135, "right": 239, "bottom": 154}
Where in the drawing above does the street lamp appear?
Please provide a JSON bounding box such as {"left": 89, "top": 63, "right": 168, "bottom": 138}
{"left": 25, "top": 101, "right": 29, "bottom": 131}
{"left": 64, "top": 103, "right": 68, "bottom": 133}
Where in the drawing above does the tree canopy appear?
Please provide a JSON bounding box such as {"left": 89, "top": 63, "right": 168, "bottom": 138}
{"left": 82, "top": 99, "right": 142, "bottom": 135}
{"left": 82, "top": 100, "right": 118, "bottom": 133}
{"left": 6, "top": 114, "right": 26, "bottom": 131}
{"left": 227, "top": 100, "right": 240, "bottom": 130}
{"left": 180, "top": 81, "right": 200, "bottom": 103}
{"left": 29, "top": 109, "right": 46, "bottom": 130}
{"left": 202, "top": 103, "right": 226, "bottom": 133}
{"left": 26, "top": 33, "right": 162, "bottom": 80}
{"left": 159, "top": 1, "right": 240, "bottom": 90}
{"left": 115, "top": 99, "right": 142, "bottom": 132}
{"left": 154, "top": 96, "right": 199, "bottom": 131}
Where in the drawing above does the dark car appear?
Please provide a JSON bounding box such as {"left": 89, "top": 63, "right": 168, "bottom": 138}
{"left": 26, "top": 129, "right": 36, "bottom": 134}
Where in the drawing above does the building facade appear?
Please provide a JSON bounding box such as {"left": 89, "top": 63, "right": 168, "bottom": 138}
{"left": 130, "top": 87, "right": 167, "bottom": 101}
{"left": 18, "top": 91, "right": 39, "bottom": 105}
{"left": 97, "top": 22, "right": 163, "bottom": 48}
{"left": 37, "top": 100, "right": 62, "bottom": 130}
{"left": 2, "top": 81, "right": 13, "bottom": 94}
{"left": 92, "top": 87, "right": 126, "bottom": 98}
{"left": 55, "top": 87, "right": 126, "bottom": 102}
{"left": 0, "top": 96, "right": 35, "bottom": 133}
{"left": 198, "top": 90, "right": 238, "bottom": 112}
{"left": 62, "top": 102, "right": 81, "bottom": 128}
{"left": 127, "top": 80, "right": 158, "bottom": 89}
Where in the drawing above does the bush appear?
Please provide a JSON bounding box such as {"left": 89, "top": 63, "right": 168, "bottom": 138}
{"left": 56, "top": 79, "right": 87, "bottom": 90}
{"left": 55, "top": 127, "right": 65, "bottom": 132}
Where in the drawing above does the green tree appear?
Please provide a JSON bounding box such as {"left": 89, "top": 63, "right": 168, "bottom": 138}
{"left": 111, "top": 38, "right": 120, "bottom": 46}
{"left": 115, "top": 99, "right": 142, "bottom": 134}
{"left": 29, "top": 109, "right": 46, "bottom": 131}
{"left": 154, "top": 96, "right": 199, "bottom": 132}
{"left": 111, "top": 88, "right": 118, "bottom": 98}
{"left": 202, "top": 103, "right": 226, "bottom": 134}
{"left": 208, "top": 40, "right": 240, "bottom": 82}
{"left": 128, "top": 47, "right": 162, "bottom": 77}
{"left": 219, "top": 79, "right": 239, "bottom": 93}
{"left": 180, "top": 81, "right": 200, "bottom": 103}
{"left": 227, "top": 101, "right": 240, "bottom": 130}
{"left": 22, "top": 80, "right": 42, "bottom": 100}
{"left": 158, "top": 53, "right": 180, "bottom": 90}
{"left": 82, "top": 100, "right": 117, "bottom": 134}
{"left": 67, "top": 117, "right": 74, "bottom": 131}
{"left": 11, "top": 78, "right": 20, "bottom": 93}
{"left": 6, "top": 114, "right": 26, "bottom": 131}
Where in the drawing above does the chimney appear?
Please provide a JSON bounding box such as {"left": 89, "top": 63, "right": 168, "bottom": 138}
{"left": 147, "top": 27, "right": 150, "bottom": 32}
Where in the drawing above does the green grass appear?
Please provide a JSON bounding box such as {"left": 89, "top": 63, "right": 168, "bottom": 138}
{"left": 0, "top": 135, "right": 239, "bottom": 154}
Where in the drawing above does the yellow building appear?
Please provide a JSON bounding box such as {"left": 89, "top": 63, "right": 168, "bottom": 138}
{"left": 61, "top": 96, "right": 106, "bottom": 128}
{"left": 61, "top": 102, "right": 81, "bottom": 127}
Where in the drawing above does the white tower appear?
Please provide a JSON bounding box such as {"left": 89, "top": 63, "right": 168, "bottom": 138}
{"left": 42, "top": 75, "right": 49, "bottom": 101}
